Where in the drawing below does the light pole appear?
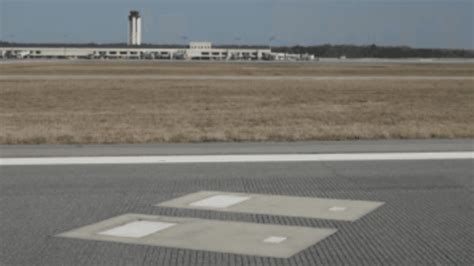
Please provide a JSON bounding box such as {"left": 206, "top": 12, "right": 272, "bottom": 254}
{"left": 268, "top": 36, "right": 276, "bottom": 51}
{"left": 234, "top": 37, "right": 241, "bottom": 60}
{"left": 180, "top": 35, "right": 188, "bottom": 47}
{"left": 234, "top": 37, "right": 242, "bottom": 47}
{"left": 63, "top": 34, "right": 70, "bottom": 44}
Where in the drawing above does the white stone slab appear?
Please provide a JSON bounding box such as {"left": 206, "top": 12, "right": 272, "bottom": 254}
{"left": 58, "top": 213, "right": 337, "bottom": 258}
{"left": 98, "top": 221, "right": 175, "bottom": 238}
{"left": 190, "top": 195, "right": 250, "bottom": 208}
{"left": 158, "top": 191, "right": 385, "bottom": 221}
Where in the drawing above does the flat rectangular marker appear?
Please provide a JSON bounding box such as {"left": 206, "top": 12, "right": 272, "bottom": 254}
{"left": 158, "top": 191, "right": 384, "bottom": 221}
{"left": 58, "top": 214, "right": 336, "bottom": 258}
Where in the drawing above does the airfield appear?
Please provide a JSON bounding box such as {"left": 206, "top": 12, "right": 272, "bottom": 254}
{"left": 0, "top": 60, "right": 473, "bottom": 144}
{"left": 0, "top": 59, "right": 473, "bottom": 265}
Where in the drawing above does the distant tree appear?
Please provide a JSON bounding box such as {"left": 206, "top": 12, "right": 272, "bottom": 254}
{"left": 1, "top": 41, "right": 473, "bottom": 58}
{"left": 272, "top": 44, "right": 474, "bottom": 58}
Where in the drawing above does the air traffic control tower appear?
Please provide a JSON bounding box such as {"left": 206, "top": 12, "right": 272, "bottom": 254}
{"left": 128, "top": 11, "right": 142, "bottom": 46}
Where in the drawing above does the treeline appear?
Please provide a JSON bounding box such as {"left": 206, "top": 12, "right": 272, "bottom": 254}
{"left": 272, "top": 44, "right": 474, "bottom": 58}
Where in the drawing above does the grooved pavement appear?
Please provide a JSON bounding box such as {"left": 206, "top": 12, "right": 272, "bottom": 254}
{"left": 1, "top": 158, "right": 472, "bottom": 265}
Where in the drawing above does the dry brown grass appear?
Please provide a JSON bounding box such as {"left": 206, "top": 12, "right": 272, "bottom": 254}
{"left": 0, "top": 78, "right": 472, "bottom": 144}
{"left": 1, "top": 61, "right": 473, "bottom": 76}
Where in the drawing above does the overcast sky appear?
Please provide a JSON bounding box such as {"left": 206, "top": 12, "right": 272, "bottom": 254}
{"left": 0, "top": 0, "right": 472, "bottom": 49}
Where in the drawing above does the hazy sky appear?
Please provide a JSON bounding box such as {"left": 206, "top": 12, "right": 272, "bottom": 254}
{"left": 0, "top": 0, "right": 472, "bottom": 49}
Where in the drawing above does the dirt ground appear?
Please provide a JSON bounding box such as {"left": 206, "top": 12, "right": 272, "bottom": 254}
{"left": 1, "top": 77, "right": 472, "bottom": 144}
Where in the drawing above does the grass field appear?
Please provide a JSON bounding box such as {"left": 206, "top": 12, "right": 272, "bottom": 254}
{"left": 1, "top": 61, "right": 473, "bottom": 76}
{"left": 1, "top": 74, "right": 472, "bottom": 144}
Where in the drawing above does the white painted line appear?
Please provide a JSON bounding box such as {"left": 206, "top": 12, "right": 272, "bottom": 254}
{"left": 98, "top": 221, "right": 176, "bottom": 238}
{"left": 329, "top": 206, "right": 347, "bottom": 212}
{"left": 190, "top": 195, "right": 251, "bottom": 208}
{"left": 263, "top": 236, "right": 287, "bottom": 244}
{"left": 0, "top": 152, "right": 472, "bottom": 166}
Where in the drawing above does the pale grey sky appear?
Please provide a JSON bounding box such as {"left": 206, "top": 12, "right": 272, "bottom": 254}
{"left": 0, "top": 0, "right": 472, "bottom": 49}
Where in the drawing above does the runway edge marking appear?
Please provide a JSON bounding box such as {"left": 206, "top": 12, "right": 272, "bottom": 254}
{"left": 0, "top": 152, "right": 472, "bottom": 166}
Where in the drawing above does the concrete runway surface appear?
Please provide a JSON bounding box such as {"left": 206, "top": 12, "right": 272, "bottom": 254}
{"left": 1, "top": 140, "right": 473, "bottom": 265}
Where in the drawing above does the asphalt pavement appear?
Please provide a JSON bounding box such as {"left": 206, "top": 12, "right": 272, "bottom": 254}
{"left": 1, "top": 140, "right": 473, "bottom": 265}
{"left": 1, "top": 139, "right": 472, "bottom": 157}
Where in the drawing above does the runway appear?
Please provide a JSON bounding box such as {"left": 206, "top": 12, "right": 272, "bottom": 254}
{"left": 1, "top": 74, "right": 473, "bottom": 81}
{"left": 1, "top": 140, "right": 473, "bottom": 265}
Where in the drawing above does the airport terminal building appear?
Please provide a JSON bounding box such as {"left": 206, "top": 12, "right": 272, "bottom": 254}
{"left": 0, "top": 42, "right": 273, "bottom": 61}
{"left": 0, "top": 11, "right": 314, "bottom": 61}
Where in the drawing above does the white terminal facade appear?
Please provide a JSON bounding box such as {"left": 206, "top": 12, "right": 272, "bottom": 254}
{"left": 0, "top": 11, "right": 314, "bottom": 61}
